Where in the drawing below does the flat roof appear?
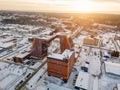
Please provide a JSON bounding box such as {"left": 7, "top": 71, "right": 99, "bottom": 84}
{"left": 104, "top": 61, "right": 120, "bottom": 75}
{"left": 48, "top": 49, "right": 74, "bottom": 61}
{"left": 0, "top": 74, "right": 17, "bottom": 90}
{"left": 16, "top": 52, "right": 30, "bottom": 58}
{"left": 75, "top": 71, "right": 89, "bottom": 90}
{"left": 0, "top": 42, "right": 15, "bottom": 48}
{"left": 62, "top": 49, "right": 74, "bottom": 58}
{"left": 48, "top": 53, "right": 64, "bottom": 60}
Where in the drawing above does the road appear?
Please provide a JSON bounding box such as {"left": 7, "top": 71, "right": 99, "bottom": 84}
{"left": 110, "top": 37, "right": 120, "bottom": 52}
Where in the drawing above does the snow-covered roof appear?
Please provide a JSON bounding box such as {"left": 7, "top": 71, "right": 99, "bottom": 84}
{"left": 1, "top": 37, "right": 16, "bottom": 43}
{"left": 75, "top": 71, "right": 89, "bottom": 90}
{"left": 48, "top": 53, "right": 64, "bottom": 60}
{"left": 62, "top": 49, "right": 74, "bottom": 58}
{"left": 16, "top": 52, "right": 30, "bottom": 58}
{"left": 0, "top": 75, "right": 17, "bottom": 90}
{"left": 0, "top": 42, "right": 15, "bottom": 48}
{"left": 89, "top": 55, "right": 101, "bottom": 76}
{"left": 30, "top": 62, "right": 41, "bottom": 69}
{"left": 48, "top": 49, "right": 74, "bottom": 61}
{"left": 26, "top": 64, "right": 47, "bottom": 90}
{"left": 104, "top": 61, "right": 120, "bottom": 75}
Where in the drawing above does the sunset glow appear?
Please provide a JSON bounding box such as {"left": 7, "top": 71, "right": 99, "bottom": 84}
{"left": 0, "top": 0, "right": 120, "bottom": 14}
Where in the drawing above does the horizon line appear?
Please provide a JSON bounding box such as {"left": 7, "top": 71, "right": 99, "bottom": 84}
{"left": 0, "top": 9, "right": 120, "bottom": 15}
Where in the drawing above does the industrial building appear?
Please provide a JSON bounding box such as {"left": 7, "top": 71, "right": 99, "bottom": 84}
{"left": 47, "top": 49, "right": 75, "bottom": 81}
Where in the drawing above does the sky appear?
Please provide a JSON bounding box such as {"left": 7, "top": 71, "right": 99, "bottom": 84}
{"left": 0, "top": 0, "right": 120, "bottom": 14}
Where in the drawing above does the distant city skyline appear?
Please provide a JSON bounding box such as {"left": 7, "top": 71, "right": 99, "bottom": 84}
{"left": 0, "top": 0, "right": 120, "bottom": 14}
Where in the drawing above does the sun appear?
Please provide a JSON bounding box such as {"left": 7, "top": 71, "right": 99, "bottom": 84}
{"left": 72, "top": 0, "right": 96, "bottom": 12}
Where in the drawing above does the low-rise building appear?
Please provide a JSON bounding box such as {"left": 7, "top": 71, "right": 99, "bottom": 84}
{"left": 83, "top": 37, "right": 99, "bottom": 46}
{"left": 15, "top": 52, "right": 30, "bottom": 63}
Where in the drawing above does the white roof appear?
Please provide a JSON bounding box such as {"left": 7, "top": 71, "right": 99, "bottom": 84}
{"left": 1, "top": 37, "right": 15, "bottom": 43}
{"left": 0, "top": 74, "right": 17, "bottom": 90}
{"left": 89, "top": 56, "right": 101, "bottom": 76}
{"left": 0, "top": 62, "right": 9, "bottom": 69}
{"left": 62, "top": 49, "right": 74, "bottom": 59}
{"left": 48, "top": 49, "right": 74, "bottom": 61}
{"left": 0, "top": 42, "right": 15, "bottom": 48}
{"left": 75, "top": 71, "right": 89, "bottom": 89}
{"left": 26, "top": 64, "right": 47, "bottom": 90}
{"left": 30, "top": 62, "right": 41, "bottom": 69}
{"left": 48, "top": 53, "right": 64, "bottom": 60}
{"left": 104, "top": 61, "right": 120, "bottom": 75}
{"left": 16, "top": 52, "right": 30, "bottom": 58}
